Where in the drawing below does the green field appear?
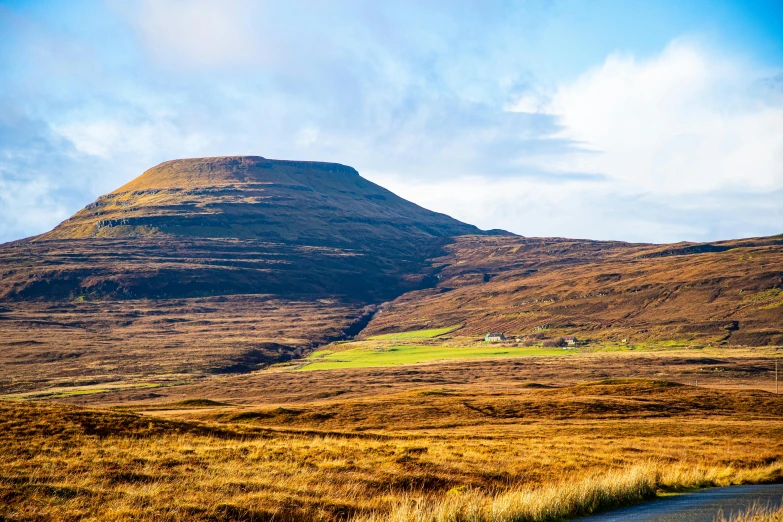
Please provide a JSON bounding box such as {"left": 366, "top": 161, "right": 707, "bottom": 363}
{"left": 299, "top": 343, "right": 569, "bottom": 371}
{"left": 366, "top": 325, "right": 462, "bottom": 340}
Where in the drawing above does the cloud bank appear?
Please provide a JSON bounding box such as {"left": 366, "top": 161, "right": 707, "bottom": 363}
{"left": 0, "top": 1, "right": 781, "bottom": 243}
{"left": 381, "top": 41, "right": 783, "bottom": 242}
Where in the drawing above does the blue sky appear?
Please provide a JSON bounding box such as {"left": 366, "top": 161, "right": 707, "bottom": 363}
{"left": 1, "top": 0, "right": 782, "bottom": 243}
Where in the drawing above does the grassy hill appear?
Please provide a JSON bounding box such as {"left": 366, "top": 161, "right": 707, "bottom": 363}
{"left": 2, "top": 157, "right": 782, "bottom": 522}
{"left": 2, "top": 156, "right": 488, "bottom": 304}
{"left": 362, "top": 234, "right": 783, "bottom": 346}
{"left": 0, "top": 156, "right": 495, "bottom": 391}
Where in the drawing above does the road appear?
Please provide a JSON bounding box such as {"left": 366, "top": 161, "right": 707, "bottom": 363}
{"left": 574, "top": 484, "right": 783, "bottom": 522}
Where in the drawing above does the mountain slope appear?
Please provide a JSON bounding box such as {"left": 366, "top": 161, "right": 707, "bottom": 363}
{"left": 361, "top": 234, "right": 783, "bottom": 346}
{"left": 0, "top": 156, "right": 500, "bottom": 390}
{"left": 40, "top": 156, "right": 480, "bottom": 247}
{"left": 1, "top": 155, "right": 781, "bottom": 395}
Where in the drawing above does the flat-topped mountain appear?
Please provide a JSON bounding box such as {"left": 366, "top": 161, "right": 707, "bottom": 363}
{"left": 2, "top": 156, "right": 501, "bottom": 304}
{"left": 0, "top": 156, "right": 500, "bottom": 384}
{"left": 40, "top": 156, "right": 481, "bottom": 247}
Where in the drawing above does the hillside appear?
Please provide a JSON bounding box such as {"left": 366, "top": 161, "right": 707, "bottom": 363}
{"left": 2, "top": 156, "right": 488, "bottom": 302}
{"left": 1, "top": 155, "right": 782, "bottom": 395}
{"left": 361, "top": 235, "right": 783, "bottom": 346}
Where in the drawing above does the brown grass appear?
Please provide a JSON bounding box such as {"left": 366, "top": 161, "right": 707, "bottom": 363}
{"left": 356, "top": 463, "right": 782, "bottom": 522}
{"left": 2, "top": 379, "right": 782, "bottom": 521}
{"left": 364, "top": 235, "right": 783, "bottom": 346}
{"left": 2, "top": 157, "right": 782, "bottom": 521}
{"left": 0, "top": 295, "right": 360, "bottom": 394}
{"left": 57, "top": 347, "right": 783, "bottom": 407}
{"left": 716, "top": 504, "right": 783, "bottom": 522}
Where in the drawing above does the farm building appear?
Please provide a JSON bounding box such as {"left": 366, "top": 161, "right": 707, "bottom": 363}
{"left": 563, "top": 336, "right": 578, "bottom": 345}
{"left": 485, "top": 333, "right": 506, "bottom": 342}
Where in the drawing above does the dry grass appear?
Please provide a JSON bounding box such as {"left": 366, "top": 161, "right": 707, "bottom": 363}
{"left": 3, "top": 379, "right": 783, "bottom": 521}
{"left": 59, "top": 347, "right": 783, "bottom": 407}
{"left": 2, "top": 157, "right": 782, "bottom": 521}
{"left": 0, "top": 295, "right": 360, "bottom": 394}
{"left": 364, "top": 235, "right": 783, "bottom": 346}
{"left": 716, "top": 504, "right": 783, "bottom": 522}
{"left": 357, "top": 463, "right": 783, "bottom": 522}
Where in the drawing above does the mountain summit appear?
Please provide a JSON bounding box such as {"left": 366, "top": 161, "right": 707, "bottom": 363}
{"left": 41, "top": 156, "right": 480, "bottom": 246}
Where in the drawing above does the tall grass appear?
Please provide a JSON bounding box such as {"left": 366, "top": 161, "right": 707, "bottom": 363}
{"left": 715, "top": 503, "right": 783, "bottom": 522}
{"left": 4, "top": 384, "right": 783, "bottom": 521}
{"left": 354, "top": 461, "right": 783, "bottom": 522}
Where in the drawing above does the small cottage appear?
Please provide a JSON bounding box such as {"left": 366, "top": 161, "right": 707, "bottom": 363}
{"left": 563, "top": 336, "right": 578, "bottom": 346}
{"left": 485, "top": 333, "right": 506, "bottom": 342}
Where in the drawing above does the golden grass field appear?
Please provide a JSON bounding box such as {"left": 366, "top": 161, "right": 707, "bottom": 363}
{"left": 716, "top": 503, "right": 783, "bottom": 522}
{"left": 0, "top": 295, "right": 362, "bottom": 395}
{"left": 3, "top": 347, "right": 782, "bottom": 521}
{"left": 3, "top": 156, "right": 783, "bottom": 522}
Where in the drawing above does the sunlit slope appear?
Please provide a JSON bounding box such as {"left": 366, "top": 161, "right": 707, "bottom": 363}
{"left": 363, "top": 234, "right": 783, "bottom": 346}
{"left": 39, "top": 156, "right": 481, "bottom": 245}
{"left": 0, "top": 156, "right": 501, "bottom": 384}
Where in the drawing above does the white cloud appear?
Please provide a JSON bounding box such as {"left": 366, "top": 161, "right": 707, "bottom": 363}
{"left": 52, "top": 121, "right": 124, "bottom": 158}
{"left": 515, "top": 41, "right": 783, "bottom": 195}
{"left": 0, "top": 177, "right": 71, "bottom": 241}
{"left": 369, "top": 170, "right": 783, "bottom": 243}
{"left": 296, "top": 126, "right": 321, "bottom": 148}
{"left": 116, "top": 0, "right": 274, "bottom": 69}
{"left": 376, "top": 41, "right": 783, "bottom": 242}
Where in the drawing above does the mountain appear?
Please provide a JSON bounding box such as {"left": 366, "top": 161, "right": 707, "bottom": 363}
{"left": 0, "top": 156, "right": 505, "bottom": 391}
{"left": 3, "top": 156, "right": 489, "bottom": 302}
{"left": 1, "top": 155, "right": 781, "bottom": 395}
{"left": 40, "top": 156, "right": 480, "bottom": 246}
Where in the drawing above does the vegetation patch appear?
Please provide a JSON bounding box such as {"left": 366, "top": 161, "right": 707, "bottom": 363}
{"left": 717, "top": 503, "right": 783, "bottom": 522}
{"left": 300, "top": 343, "right": 567, "bottom": 371}
{"left": 175, "top": 399, "right": 229, "bottom": 407}
{"left": 2, "top": 382, "right": 165, "bottom": 400}
{"left": 367, "top": 325, "right": 462, "bottom": 340}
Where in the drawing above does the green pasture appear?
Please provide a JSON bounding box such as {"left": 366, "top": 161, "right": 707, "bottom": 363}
{"left": 366, "top": 325, "right": 462, "bottom": 340}
{"left": 299, "top": 343, "right": 569, "bottom": 371}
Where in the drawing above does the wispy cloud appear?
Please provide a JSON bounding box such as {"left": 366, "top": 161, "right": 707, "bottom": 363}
{"left": 390, "top": 41, "right": 783, "bottom": 242}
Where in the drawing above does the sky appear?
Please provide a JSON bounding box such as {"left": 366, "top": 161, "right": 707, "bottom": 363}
{"left": 1, "top": 0, "right": 782, "bottom": 244}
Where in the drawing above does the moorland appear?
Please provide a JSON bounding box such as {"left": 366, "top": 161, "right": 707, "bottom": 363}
{"left": 3, "top": 360, "right": 783, "bottom": 521}
{"left": 1, "top": 156, "right": 781, "bottom": 521}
